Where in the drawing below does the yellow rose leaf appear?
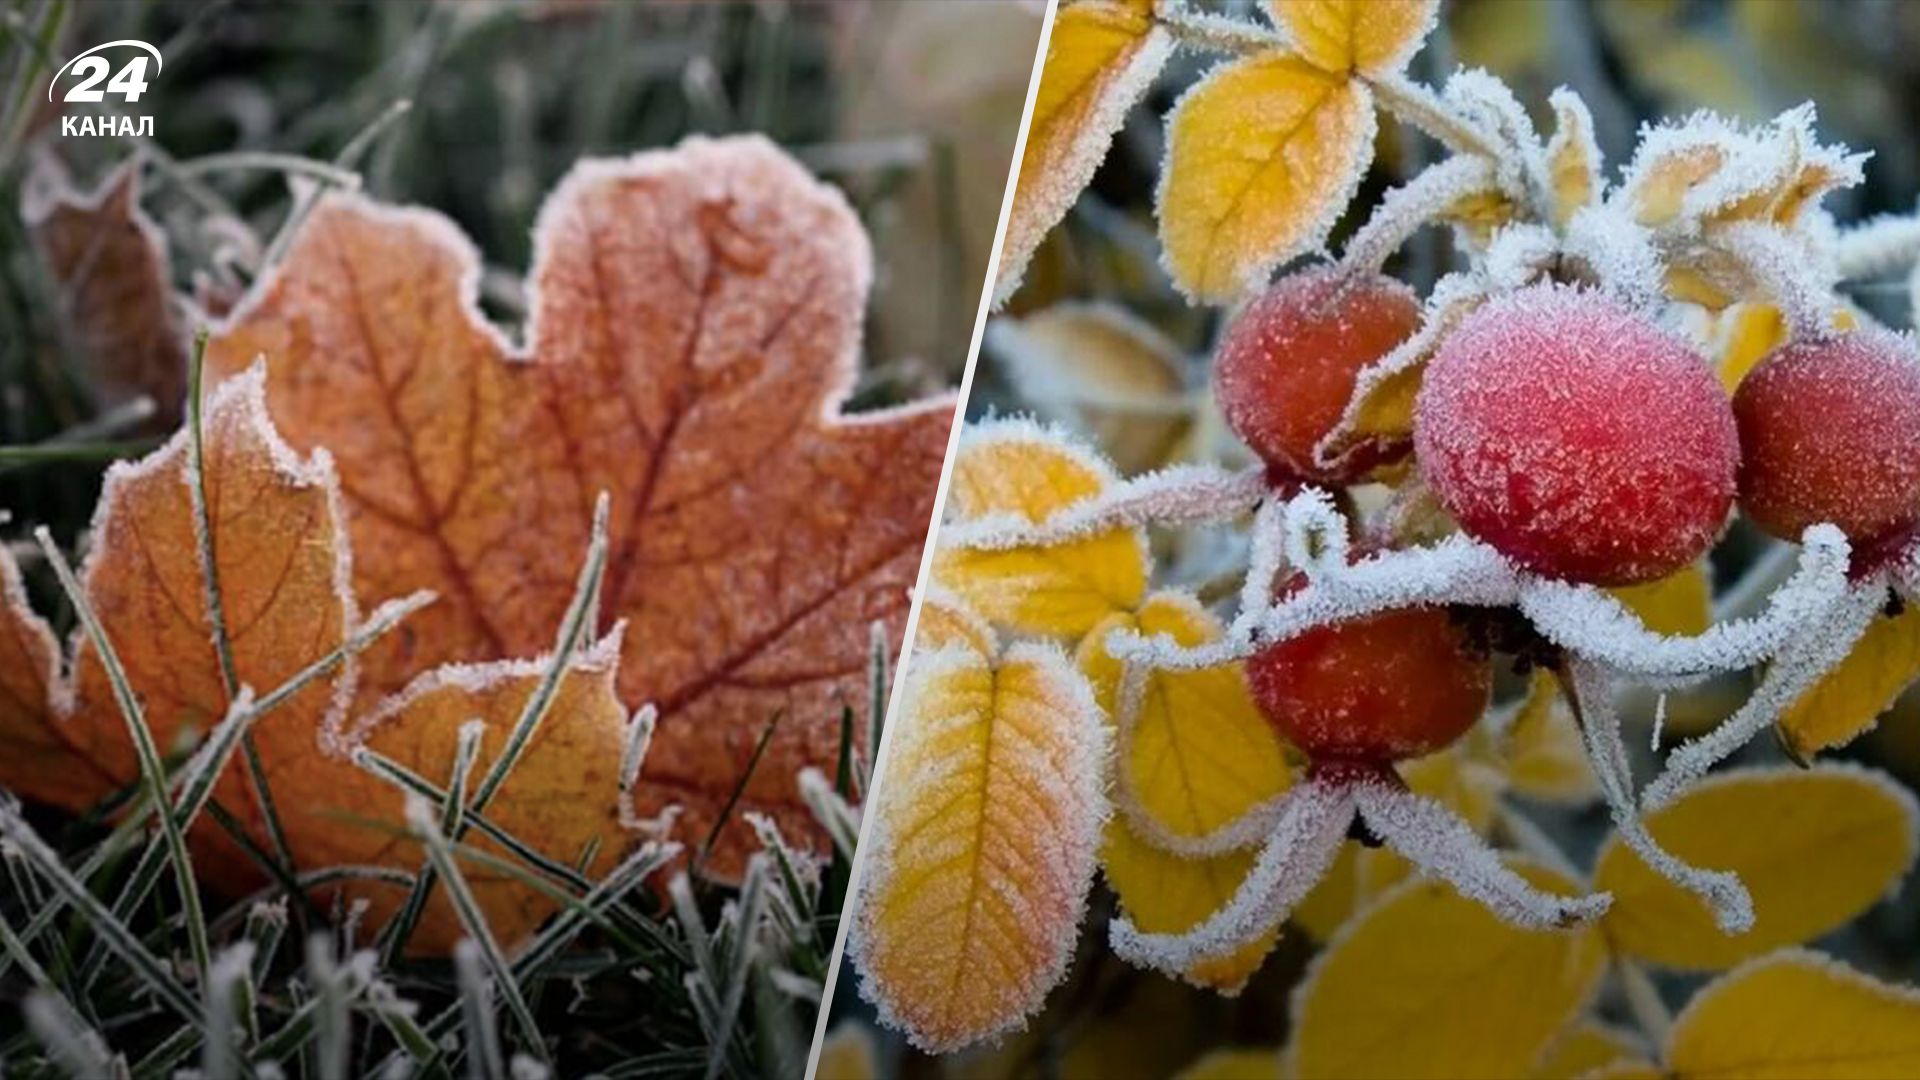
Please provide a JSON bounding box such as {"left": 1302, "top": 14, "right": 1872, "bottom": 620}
{"left": 1715, "top": 303, "right": 1787, "bottom": 393}
{"left": 986, "top": 304, "right": 1193, "bottom": 476}
{"left": 1287, "top": 860, "right": 1607, "bottom": 1080}
{"left": 1778, "top": 605, "right": 1920, "bottom": 761}
{"left": 1175, "top": 1047, "right": 1284, "bottom": 1080}
{"left": 1158, "top": 54, "right": 1375, "bottom": 302}
{"left": 1629, "top": 145, "right": 1727, "bottom": 228}
{"left": 814, "top": 1022, "right": 879, "bottom": 1080}
{"left": 1533, "top": 1021, "right": 1647, "bottom": 1080}
{"left": 1080, "top": 592, "right": 1291, "bottom": 991}
{"left": 1610, "top": 564, "right": 1713, "bottom": 638}
{"left": 997, "top": 0, "right": 1172, "bottom": 304}
{"left": 934, "top": 420, "right": 1148, "bottom": 638}
{"left": 1321, "top": 278, "right": 1481, "bottom": 463}
{"left": 1268, "top": 0, "right": 1439, "bottom": 77}
{"left": 852, "top": 643, "right": 1109, "bottom": 1052}
{"left": 1545, "top": 90, "right": 1602, "bottom": 227}
{"left": 1665, "top": 950, "right": 1920, "bottom": 1079}
{"left": 915, "top": 584, "right": 999, "bottom": 658}
{"left": 1502, "top": 671, "right": 1599, "bottom": 805}
{"left": 1594, "top": 765, "right": 1918, "bottom": 971}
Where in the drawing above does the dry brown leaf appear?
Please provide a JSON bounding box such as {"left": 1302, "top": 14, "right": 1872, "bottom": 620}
{"left": 336, "top": 632, "right": 633, "bottom": 953}
{"left": 205, "top": 136, "right": 952, "bottom": 878}
{"left": 0, "top": 367, "right": 640, "bottom": 948}
{"left": 0, "top": 546, "right": 113, "bottom": 810}
{"left": 23, "top": 156, "right": 187, "bottom": 427}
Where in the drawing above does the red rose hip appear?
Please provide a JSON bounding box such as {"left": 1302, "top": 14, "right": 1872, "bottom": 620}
{"left": 1248, "top": 580, "right": 1491, "bottom": 763}
{"left": 1213, "top": 268, "right": 1422, "bottom": 485}
{"left": 1733, "top": 328, "right": 1920, "bottom": 549}
{"left": 1414, "top": 285, "right": 1738, "bottom": 585}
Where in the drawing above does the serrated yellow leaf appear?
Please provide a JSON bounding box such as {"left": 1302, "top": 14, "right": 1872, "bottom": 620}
{"left": 1666, "top": 950, "right": 1920, "bottom": 1078}
{"left": 998, "top": 0, "right": 1172, "bottom": 303}
{"left": 1158, "top": 54, "right": 1374, "bottom": 302}
{"left": 916, "top": 584, "right": 999, "bottom": 657}
{"left": 815, "top": 1023, "right": 879, "bottom": 1080}
{"left": 1503, "top": 671, "right": 1600, "bottom": 805}
{"left": 1595, "top": 765, "right": 1918, "bottom": 971}
{"left": 852, "top": 643, "right": 1109, "bottom": 1053}
{"left": 1533, "top": 1021, "right": 1646, "bottom": 1080}
{"left": 1609, "top": 564, "right": 1712, "bottom": 638}
{"left": 1287, "top": 860, "right": 1607, "bottom": 1080}
{"left": 1268, "top": 0, "right": 1439, "bottom": 77}
{"left": 935, "top": 421, "right": 1148, "bottom": 638}
{"left": 1778, "top": 605, "right": 1920, "bottom": 760}
{"left": 1176, "top": 1047, "right": 1284, "bottom": 1080}
{"left": 1080, "top": 593, "right": 1291, "bottom": 991}
{"left": 1715, "top": 303, "right": 1788, "bottom": 392}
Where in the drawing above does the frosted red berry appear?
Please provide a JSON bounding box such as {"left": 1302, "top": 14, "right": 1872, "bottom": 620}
{"left": 1414, "top": 285, "right": 1738, "bottom": 586}
{"left": 1733, "top": 328, "right": 1920, "bottom": 549}
{"left": 1213, "top": 268, "right": 1422, "bottom": 485}
{"left": 1247, "top": 581, "right": 1491, "bottom": 763}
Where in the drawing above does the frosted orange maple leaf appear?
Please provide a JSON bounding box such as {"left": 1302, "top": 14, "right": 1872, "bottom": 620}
{"left": 203, "top": 134, "right": 952, "bottom": 879}
{"left": 0, "top": 136, "right": 951, "bottom": 947}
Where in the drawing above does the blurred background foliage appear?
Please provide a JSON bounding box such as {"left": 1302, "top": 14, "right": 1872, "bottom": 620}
{"left": 826, "top": 1, "right": 1920, "bottom": 1077}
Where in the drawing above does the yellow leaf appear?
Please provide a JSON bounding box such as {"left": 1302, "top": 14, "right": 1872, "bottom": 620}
{"left": 934, "top": 421, "right": 1148, "bottom": 638}
{"left": 1444, "top": 188, "right": 1520, "bottom": 249}
{"left": 987, "top": 304, "right": 1193, "bottom": 475}
{"left": 1502, "top": 671, "right": 1599, "bottom": 805}
{"left": 916, "top": 584, "right": 999, "bottom": 658}
{"left": 1080, "top": 593, "right": 1291, "bottom": 991}
{"left": 1609, "top": 564, "right": 1713, "bottom": 638}
{"left": 1666, "top": 950, "right": 1920, "bottom": 1078}
{"left": 1533, "top": 1021, "right": 1647, "bottom": 1080}
{"left": 815, "top": 1023, "right": 879, "bottom": 1080}
{"left": 1158, "top": 54, "right": 1375, "bottom": 302}
{"left": 1175, "top": 1047, "right": 1284, "bottom": 1080}
{"left": 852, "top": 643, "right": 1109, "bottom": 1052}
{"left": 1595, "top": 765, "right": 1918, "bottom": 970}
{"left": 997, "top": 0, "right": 1171, "bottom": 304}
{"left": 1630, "top": 145, "right": 1727, "bottom": 227}
{"left": 1268, "top": 0, "right": 1439, "bottom": 77}
{"left": 1715, "top": 303, "right": 1788, "bottom": 392}
{"left": 1287, "top": 860, "right": 1608, "bottom": 1080}
{"left": 1322, "top": 280, "right": 1481, "bottom": 462}
{"left": 1546, "top": 91, "right": 1601, "bottom": 227}
{"left": 1779, "top": 605, "right": 1920, "bottom": 760}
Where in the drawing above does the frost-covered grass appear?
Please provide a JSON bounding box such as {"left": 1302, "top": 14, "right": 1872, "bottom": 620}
{"left": 0, "top": 1, "right": 1004, "bottom": 1074}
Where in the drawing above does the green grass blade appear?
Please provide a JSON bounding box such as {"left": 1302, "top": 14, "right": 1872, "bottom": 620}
{"left": 383, "top": 495, "right": 607, "bottom": 958}
{"left": 407, "top": 797, "right": 547, "bottom": 1064}
{"left": 0, "top": 804, "right": 202, "bottom": 1027}
{"left": 34, "top": 527, "right": 214, "bottom": 983}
